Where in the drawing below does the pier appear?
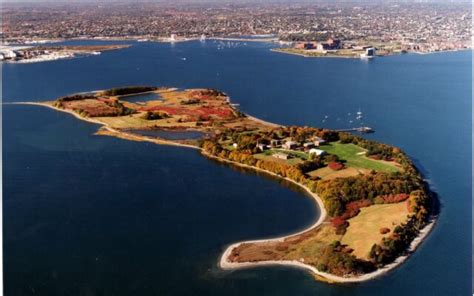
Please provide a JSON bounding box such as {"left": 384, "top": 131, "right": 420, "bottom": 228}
{"left": 336, "top": 126, "right": 374, "bottom": 133}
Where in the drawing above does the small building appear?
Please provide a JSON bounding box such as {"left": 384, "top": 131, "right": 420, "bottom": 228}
{"left": 303, "top": 42, "right": 316, "bottom": 50}
{"left": 365, "top": 47, "right": 376, "bottom": 57}
{"left": 270, "top": 139, "right": 281, "bottom": 147}
{"left": 313, "top": 137, "right": 327, "bottom": 146}
{"left": 326, "top": 38, "right": 341, "bottom": 49}
{"left": 360, "top": 47, "right": 376, "bottom": 59}
{"left": 257, "top": 143, "right": 269, "bottom": 152}
{"left": 309, "top": 148, "right": 326, "bottom": 156}
{"left": 316, "top": 43, "right": 326, "bottom": 51}
{"left": 273, "top": 152, "right": 290, "bottom": 160}
{"left": 295, "top": 42, "right": 316, "bottom": 50}
{"left": 4, "top": 50, "right": 17, "bottom": 59}
{"left": 282, "top": 140, "right": 298, "bottom": 150}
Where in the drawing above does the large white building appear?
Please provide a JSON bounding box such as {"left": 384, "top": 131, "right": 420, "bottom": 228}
{"left": 3, "top": 50, "right": 17, "bottom": 59}
{"left": 309, "top": 148, "right": 326, "bottom": 156}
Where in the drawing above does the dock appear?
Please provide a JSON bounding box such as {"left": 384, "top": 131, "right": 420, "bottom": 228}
{"left": 336, "top": 126, "right": 374, "bottom": 133}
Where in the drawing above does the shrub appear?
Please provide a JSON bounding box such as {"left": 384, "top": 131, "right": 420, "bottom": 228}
{"left": 328, "top": 161, "right": 344, "bottom": 170}
{"left": 101, "top": 86, "right": 158, "bottom": 96}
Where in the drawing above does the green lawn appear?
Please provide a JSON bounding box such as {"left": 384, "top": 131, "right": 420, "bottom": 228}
{"left": 319, "top": 142, "right": 400, "bottom": 173}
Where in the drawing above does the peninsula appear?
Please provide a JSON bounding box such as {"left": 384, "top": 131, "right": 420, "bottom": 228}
{"left": 20, "top": 86, "right": 434, "bottom": 283}
{"left": 1, "top": 44, "right": 130, "bottom": 63}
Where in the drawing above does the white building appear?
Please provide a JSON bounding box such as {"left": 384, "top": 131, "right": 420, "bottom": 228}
{"left": 4, "top": 50, "right": 17, "bottom": 59}
{"left": 273, "top": 152, "right": 290, "bottom": 160}
{"left": 314, "top": 137, "right": 326, "bottom": 146}
{"left": 282, "top": 140, "right": 298, "bottom": 150}
{"left": 360, "top": 47, "right": 376, "bottom": 59}
{"left": 309, "top": 148, "right": 326, "bottom": 156}
{"left": 257, "top": 143, "right": 269, "bottom": 152}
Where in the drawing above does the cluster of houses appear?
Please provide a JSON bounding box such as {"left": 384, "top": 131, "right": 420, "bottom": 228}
{"left": 255, "top": 137, "right": 328, "bottom": 161}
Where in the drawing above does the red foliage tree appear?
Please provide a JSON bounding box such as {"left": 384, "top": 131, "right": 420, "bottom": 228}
{"left": 328, "top": 161, "right": 344, "bottom": 170}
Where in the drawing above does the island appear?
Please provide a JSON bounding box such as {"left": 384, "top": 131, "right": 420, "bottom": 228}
{"left": 18, "top": 86, "right": 435, "bottom": 283}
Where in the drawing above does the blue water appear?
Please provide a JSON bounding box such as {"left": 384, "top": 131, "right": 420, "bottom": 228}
{"left": 3, "top": 40, "right": 472, "bottom": 295}
{"left": 120, "top": 92, "right": 163, "bottom": 103}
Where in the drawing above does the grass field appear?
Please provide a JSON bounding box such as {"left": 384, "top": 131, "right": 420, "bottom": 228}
{"left": 253, "top": 152, "right": 303, "bottom": 165}
{"left": 319, "top": 142, "right": 401, "bottom": 173}
{"left": 230, "top": 223, "right": 342, "bottom": 267}
{"left": 341, "top": 202, "right": 409, "bottom": 259}
{"left": 307, "top": 166, "right": 370, "bottom": 180}
{"left": 272, "top": 148, "right": 310, "bottom": 160}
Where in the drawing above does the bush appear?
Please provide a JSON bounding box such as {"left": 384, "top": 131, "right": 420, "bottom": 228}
{"left": 328, "top": 161, "right": 344, "bottom": 170}
{"left": 102, "top": 86, "right": 158, "bottom": 96}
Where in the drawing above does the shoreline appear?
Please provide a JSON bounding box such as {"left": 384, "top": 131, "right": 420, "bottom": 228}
{"left": 9, "top": 100, "right": 436, "bottom": 283}
{"left": 2, "top": 44, "right": 131, "bottom": 64}
{"left": 209, "top": 151, "right": 436, "bottom": 283}
{"left": 270, "top": 47, "right": 472, "bottom": 59}
{"left": 270, "top": 48, "right": 361, "bottom": 59}
{"left": 6, "top": 37, "right": 471, "bottom": 56}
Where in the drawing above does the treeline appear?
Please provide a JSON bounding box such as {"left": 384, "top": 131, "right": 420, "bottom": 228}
{"left": 54, "top": 94, "right": 95, "bottom": 105}
{"left": 200, "top": 126, "right": 432, "bottom": 273}
{"left": 202, "top": 140, "right": 307, "bottom": 182}
{"left": 53, "top": 96, "right": 135, "bottom": 118}
{"left": 339, "top": 132, "right": 408, "bottom": 163}
{"left": 316, "top": 172, "right": 422, "bottom": 217}
{"left": 101, "top": 86, "right": 158, "bottom": 96}
{"left": 191, "top": 89, "right": 226, "bottom": 98}
{"left": 141, "top": 111, "right": 169, "bottom": 120}
{"left": 316, "top": 241, "right": 376, "bottom": 276}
